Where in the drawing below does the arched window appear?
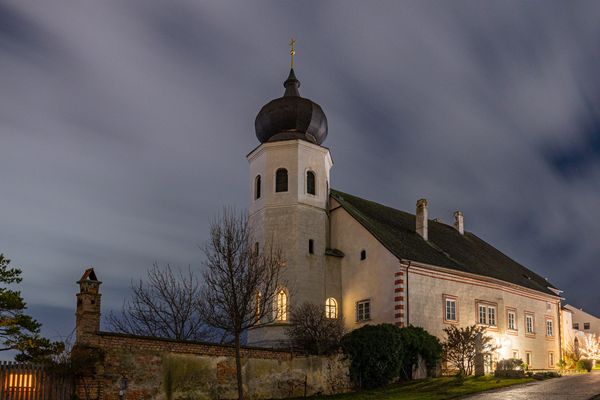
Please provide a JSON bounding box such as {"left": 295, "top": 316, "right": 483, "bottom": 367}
{"left": 275, "top": 168, "right": 288, "bottom": 192}
{"left": 274, "top": 289, "right": 288, "bottom": 321}
{"left": 255, "top": 175, "right": 261, "bottom": 199}
{"left": 306, "top": 171, "right": 316, "bottom": 195}
{"left": 360, "top": 250, "right": 367, "bottom": 260}
{"left": 325, "top": 297, "right": 338, "bottom": 319}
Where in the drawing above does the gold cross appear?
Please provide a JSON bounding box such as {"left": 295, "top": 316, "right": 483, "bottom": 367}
{"left": 289, "top": 38, "right": 296, "bottom": 68}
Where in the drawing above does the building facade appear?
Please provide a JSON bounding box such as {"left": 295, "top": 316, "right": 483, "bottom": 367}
{"left": 246, "top": 67, "right": 562, "bottom": 369}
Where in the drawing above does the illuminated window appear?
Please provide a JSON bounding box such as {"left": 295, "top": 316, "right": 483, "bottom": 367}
{"left": 512, "top": 350, "right": 519, "bottom": 359}
{"left": 255, "top": 175, "right": 261, "bottom": 199}
{"left": 360, "top": 250, "right": 366, "bottom": 260}
{"left": 444, "top": 296, "right": 457, "bottom": 322}
{"left": 274, "top": 289, "right": 287, "bottom": 321}
{"left": 477, "top": 302, "right": 497, "bottom": 327}
{"left": 275, "top": 168, "right": 288, "bottom": 192}
{"left": 546, "top": 319, "right": 554, "bottom": 337}
{"left": 507, "top": 310, "right": 517, "bottom": 331}
{"left": 525, "top": 313, "right": 535, "bottom": 334}
{"left": 356, "top": 299, "right": 370, "bottom": 321}
{"left": 306, "top": 171, "right": 316, "bottom": 195}
{"left": 325, "top": 297, "right": 338, "bottom": 318}
{"left": 309, "top": 239, "right": 314, "bottom": 254}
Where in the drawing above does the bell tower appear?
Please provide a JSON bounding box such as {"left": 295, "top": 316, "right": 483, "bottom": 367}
{"left": 247, "top": 59, "right": 341, "bottom": 346}
{"left": 75, "top": 268, "right": 102, "bottom": 343}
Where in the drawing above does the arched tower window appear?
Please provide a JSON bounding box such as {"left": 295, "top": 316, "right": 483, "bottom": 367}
{"left": 274, "top": 289, "right": 288, "bottom": 321}
{"left": 306, "top": 171, "right": 316, "bottom": 195}
{"left": 275, "top": 168, "right": 288, "bottom": 193}
{"left": 255, "top": 175, "right": 261, "bottom": 199}
{"left": 325, "top": 297, "right": 338, "bottom": 318}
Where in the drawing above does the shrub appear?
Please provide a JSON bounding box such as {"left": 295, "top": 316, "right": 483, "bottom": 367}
{"left": 285, "top": 302, "right": 345, "bottom": 355}
{"left": 495, "top": 358, "right": 525, "bottom": 378}
{"left": 576, "top": 359, "right": 593, "bottom": 372}
{"left": 397, "top": 326, "right": 442, "bottom": 379}
{"left": 341, "top": 324, "right": 442, "bottom": 389}
{"left": 341, "top": 324, "right": 404, "bottom": 389}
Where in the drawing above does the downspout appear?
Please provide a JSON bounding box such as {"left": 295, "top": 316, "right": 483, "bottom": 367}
{"left": 557, "top": 301, "right": 562, "bottom": 362}
{"left": 405, "top": 260, "right": 411, "bottom": 326}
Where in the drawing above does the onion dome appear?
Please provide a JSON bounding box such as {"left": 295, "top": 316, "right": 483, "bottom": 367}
{"left": 255, "top": 69, "right": 328, "bottom": 145}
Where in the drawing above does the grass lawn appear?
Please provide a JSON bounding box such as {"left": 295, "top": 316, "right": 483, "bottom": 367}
{"left": 308, "top": 376, "right": 534, "bottom": 400}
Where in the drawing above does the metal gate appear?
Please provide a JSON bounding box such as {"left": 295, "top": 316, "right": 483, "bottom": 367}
{"left": 0, "top": 361, "right": 74, "bottom": 400}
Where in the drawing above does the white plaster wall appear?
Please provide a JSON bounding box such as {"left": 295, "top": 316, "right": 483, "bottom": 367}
{"left": 246, "top": 140, "right": 339, "bottom": 347}
{"left": 407, "top": 268, "right": 561, "bottom": 369}
{"left": 329, "top": 204, "right": 399, "bottom": 331}
{"left": 565, "top": 304, "right": 600, "bottom": 336}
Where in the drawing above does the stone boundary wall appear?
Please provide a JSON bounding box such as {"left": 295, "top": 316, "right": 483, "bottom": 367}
{"left": 76, "top": 331, "right": 351, "bottom": 400}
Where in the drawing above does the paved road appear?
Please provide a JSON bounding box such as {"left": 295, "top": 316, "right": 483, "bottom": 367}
{"left": 464, "top": 372, "right": 600, "bottom": 400}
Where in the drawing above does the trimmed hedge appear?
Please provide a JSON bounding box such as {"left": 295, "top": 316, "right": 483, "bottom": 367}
{"left": 341, "top": 324, "right": 442, "bottom": 389}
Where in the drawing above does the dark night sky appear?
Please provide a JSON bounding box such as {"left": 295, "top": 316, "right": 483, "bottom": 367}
{"left": 1, "top": 1, "right": 599, "bottom": 352}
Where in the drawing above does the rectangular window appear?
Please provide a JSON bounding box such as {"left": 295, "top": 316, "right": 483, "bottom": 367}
{"left": 549, "top": 352, "right": 554, "bottom": 367}
{"left": 477, "top": 302, "right": 497, "bottom": 327}
{"left": 308, "top": 239, "right": 314, "bottom": 254}
{"left": 584, "top": 322, "right": 590, "bottom": 330}
{"left": 444, "top": 295, "right": 457, "bottom": 322}
{"left": 356, "top": 300, "right": 371, "bottom": 322}
{"left": 573, "top": 322, "right": 580, "bottom": 330}
{"left": 488, "top": 307, "right": 496, "bottom": 326}
{"left": 526, "top": 352, "right": 532, "bottom": 367}
{"left": 507, "top": 310, "right": 517, "bottom": 331}
{"left": 512, "top": 350, "right": 519, "bottom": 359}
{"left": 525, "top": 313, "right": 535, "bottom": 335}
{"left": 479, "top": 305, "right": 487, "bottom": 325}
{"left": 546, "top": 319, "right": 554, "bottom": 337}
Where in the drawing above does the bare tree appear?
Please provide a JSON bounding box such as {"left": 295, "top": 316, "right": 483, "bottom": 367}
{"left": 442, "top": 325, "right": 497, "bottom": 376}
{"left": 199, "top": 208, "right": 283, "bottom": 400}
{"left": 285, "top": 302, "right": 344, "bottom": 355}
{"left": 108, "top": 264, "right": 212, "bottom": 341}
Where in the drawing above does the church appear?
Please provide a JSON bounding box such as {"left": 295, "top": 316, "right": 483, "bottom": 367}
{"left": 246, "top": 63, "right": 563, "bottom": 371}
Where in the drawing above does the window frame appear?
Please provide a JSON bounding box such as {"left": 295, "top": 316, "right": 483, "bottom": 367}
{"left": 476, "top": 301, "right": 498, "bottom": 329}
{"left": 525, "top": 312, "right": 535, "bottom": 337}
{"left": 273, "top": 289, "right": 288, "bottom": 322}
{"left": 506, "top": 307, "right": 518, "bottom": 334}
{"left": 325, "top": 297, "right": 338, "bottom": 319}
{"left": 443, "top": 294, "right": 458, "bottom": 324}
{"left": 275, "top": 168, "right": 288, "bottom": 193}
{"left": 356, "top": 299, "right": 371, "bottom": 322}
{"left": 525, "top": 351, "right": 532, "bottom": 367}
{"left": 584, "top": 322, "right": 590, "bottom": 330}
{"left": 573, "top": 322, "right": 580, "bottom": 330}
{"left": 548, "top": 351, "right": 555, "bottom": 368}
{"left": 254, "top": 175, "right": 261, "bottom": 200}
{"left": 545, "top": 317, "right": 554, "bottom": 339}
{"left": 306, "top": 170, "right": 316, "bottom": 196}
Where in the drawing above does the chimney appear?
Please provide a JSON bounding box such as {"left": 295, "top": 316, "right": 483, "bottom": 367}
{"left": 454, "top": 211, "right": 464, "bottom": 235}
{"left": 416, "top": 199, "right": 428, "bottom": 240}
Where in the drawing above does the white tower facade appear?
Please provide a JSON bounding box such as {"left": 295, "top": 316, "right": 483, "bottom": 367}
{"left": 246, "top": 69, "right": 342, "bottom": 346}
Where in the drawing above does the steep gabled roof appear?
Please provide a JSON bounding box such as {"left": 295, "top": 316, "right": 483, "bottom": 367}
{"left": 331, "top": 189, "right": 557, "bottom": 297}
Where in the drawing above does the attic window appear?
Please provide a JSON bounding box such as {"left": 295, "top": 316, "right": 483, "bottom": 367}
{"left": 360, "top": 250, "right": 366, "bottom": 261}
{"left": 522, "top": 274, "right": 531, "bottom": 280}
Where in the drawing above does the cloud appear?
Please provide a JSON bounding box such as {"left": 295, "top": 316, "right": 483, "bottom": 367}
{"left": 1, "top": 0, "right": 600, "bottom": 345}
